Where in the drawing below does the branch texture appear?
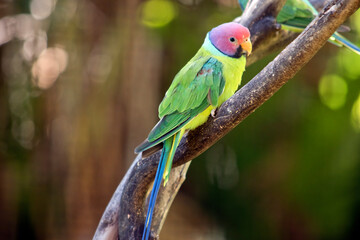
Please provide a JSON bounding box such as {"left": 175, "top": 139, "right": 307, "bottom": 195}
{"left": 93, "top": 0, "right": 360, "bottom": 239}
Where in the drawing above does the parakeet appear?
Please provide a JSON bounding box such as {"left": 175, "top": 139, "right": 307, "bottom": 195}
{"left": 238, "top": 0, "right": 360, "bottom": 54}
{"left": 135, "top": 23, "right": 252, "bottom": 240}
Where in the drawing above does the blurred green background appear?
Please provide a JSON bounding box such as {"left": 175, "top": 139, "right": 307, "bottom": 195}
{"left": 0, "top": 0, "right": 360, "bottom": 239}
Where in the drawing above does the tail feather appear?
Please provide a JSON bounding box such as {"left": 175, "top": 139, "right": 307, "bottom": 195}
{"left": 332, "top": 32, "right": 360, "bottom": 55}
{"left": 142, "top": 137, "right": 171, "bottom": 240}
{"left": 142, "top": 131, "right": 182, "bottom": 240}
{"left": 163, "top": 129, "right": 184, "bottom": 185}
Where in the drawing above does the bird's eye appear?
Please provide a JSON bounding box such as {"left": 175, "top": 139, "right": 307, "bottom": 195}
{"left": 229, "top": 37, "right": 236, "bottom": 42}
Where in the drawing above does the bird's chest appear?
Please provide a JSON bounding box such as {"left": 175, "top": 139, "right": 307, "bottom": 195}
{"left": 184, "top": 56, "right": 246, "bottom": 131}
{"left": 217, "top": 56, "right": 246, "bottom": 105}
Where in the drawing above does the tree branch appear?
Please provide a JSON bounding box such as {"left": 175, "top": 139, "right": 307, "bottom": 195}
{"left": 93, "top": 0, "right": 360, "bottom": 239}
{"left": 236, "top": 0, "right": 296, "bottom": 65}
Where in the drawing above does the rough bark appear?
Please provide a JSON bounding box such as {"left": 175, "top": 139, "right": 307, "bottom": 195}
{"left": 93, "top": 0, "right": 360, "bottom": 239}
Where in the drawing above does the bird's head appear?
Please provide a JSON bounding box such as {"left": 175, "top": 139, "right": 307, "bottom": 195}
{"left": 209, "top": 22, "right": 252, "bottom": 58}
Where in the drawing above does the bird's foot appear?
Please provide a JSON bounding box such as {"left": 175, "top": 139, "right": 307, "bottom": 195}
{"left": 211, "top": 108, "right": 218, "bottom": 118}
{"left": 149, "top": 231, "right": 159, "bottom": 240}
{"left": 275, "top": 23, "right": 281, "bottom": 30}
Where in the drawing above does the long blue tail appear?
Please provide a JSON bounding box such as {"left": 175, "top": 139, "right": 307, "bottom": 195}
{"left": 142, "top": 138, "right": 170, "bottom": 240}
{"left": 332, "top": 32, "right": 360, "bottom": 55}
{"left": 142, "top": 129, "right": 183, "bottom": 240}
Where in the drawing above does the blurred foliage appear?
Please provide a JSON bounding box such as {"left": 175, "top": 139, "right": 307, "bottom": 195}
{"left": 140, "top": 0, "right": 178, "bottom": 28}
{"left": 0, "top": 0, "right": 359, "bottom": 240}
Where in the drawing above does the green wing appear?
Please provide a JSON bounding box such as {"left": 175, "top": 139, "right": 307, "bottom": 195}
{"left": 238, "top": 0, "right": 314, "bottom": 29}
{"left": 238, "top": 0, "right": 360, "bottom": 54}
{"left": 278, "top": 0, "right": 316, "bottom": 31}
{"left": 135, "top": 57, "right": 225, "bottom": 153}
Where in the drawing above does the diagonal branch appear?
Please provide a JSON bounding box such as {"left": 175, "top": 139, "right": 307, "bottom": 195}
{"left": 93, "top": 0, "right": 360, "bottom": 239}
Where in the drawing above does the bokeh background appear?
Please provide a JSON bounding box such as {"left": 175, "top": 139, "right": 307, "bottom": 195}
{"left": 0, "top": 0, "right": 360, "bottom": 239}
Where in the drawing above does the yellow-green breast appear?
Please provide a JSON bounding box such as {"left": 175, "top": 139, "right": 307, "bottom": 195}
{"left": 185, "top": 49, "right": 246, "bottom": 130}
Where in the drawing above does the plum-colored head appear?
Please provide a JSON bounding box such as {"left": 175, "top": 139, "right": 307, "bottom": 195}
{"left": 209, "top": 22, "right": 252, "bottom": 58}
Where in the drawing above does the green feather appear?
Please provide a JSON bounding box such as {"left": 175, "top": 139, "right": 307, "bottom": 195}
{"left": 143, "top": 56, "right": 225, "bottom": 148}
{"left": 238, "top": 0, "right": 360, "bottom": 54}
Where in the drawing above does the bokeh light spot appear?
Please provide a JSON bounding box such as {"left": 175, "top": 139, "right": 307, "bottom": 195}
{"left": 353, "top": 9, "right": 360, "bottom": 34}
{"left": 351, "top": 94, "right": 360, "bottom": 132}
{"left": 338, "top": 51, "right": 360, "bottom": 80}
{"left": 32, "top": 47, "right": 68, "bottom": 89}
{"left": 319, "top": 74, "right": 348, "bottom": 110}
{"left": 30, "top": 0, "right": 56, "bottom": 20}
{"left": 139, "top": 0, "right": 177, "bottom": 28}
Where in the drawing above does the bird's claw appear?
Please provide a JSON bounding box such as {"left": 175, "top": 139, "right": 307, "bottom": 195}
{"left": 211, "top": 108, "right": 218, "bottom": 118}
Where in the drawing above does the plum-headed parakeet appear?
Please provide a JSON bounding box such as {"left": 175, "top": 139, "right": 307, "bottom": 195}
{"left": 135, "top": 22, "right": 252, "bottom": 240}
{"left": 238, "top": 0, "right": 360, "bottom": 54}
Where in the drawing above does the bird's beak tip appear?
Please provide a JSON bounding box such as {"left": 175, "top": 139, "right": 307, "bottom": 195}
{"left": 241, "top": 40, "right": 252, "bottom": 57}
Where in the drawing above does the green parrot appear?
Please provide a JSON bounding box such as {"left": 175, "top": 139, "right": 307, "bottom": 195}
{"left": 135, "top": 22, "right": 252, "bottom": 240}
{"left": 238, "top": 0, "right": 360, "bottom": 54}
